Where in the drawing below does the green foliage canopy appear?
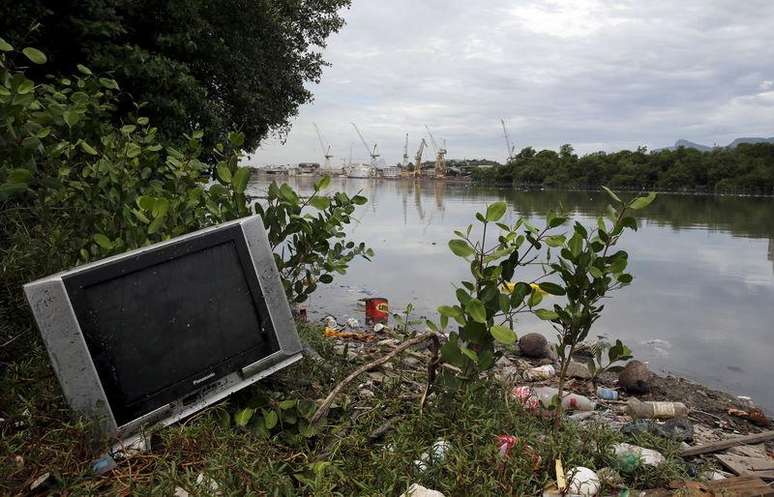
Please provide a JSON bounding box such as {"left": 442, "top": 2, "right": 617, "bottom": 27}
{"left": 0, "top": 0, "right": 351, "bottom": 151}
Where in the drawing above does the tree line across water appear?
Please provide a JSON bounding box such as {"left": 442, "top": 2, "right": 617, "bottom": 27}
{"left": 472, "top": 144, "right": 774, "bottom": 195}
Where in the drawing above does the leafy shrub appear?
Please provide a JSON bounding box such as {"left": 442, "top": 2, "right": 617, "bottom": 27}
{"left": 539, "top": 187, "right": 655, "bottom": 424}
{"left": 0, "top": 40, "right": 370, "bottom": 344}
{"left": 432, "top": 200, "right": 567, "bottom": 388}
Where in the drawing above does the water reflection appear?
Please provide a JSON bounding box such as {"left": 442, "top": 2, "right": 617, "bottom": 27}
{"left": 248, "top": 176, "right": 774, "bottom": 412}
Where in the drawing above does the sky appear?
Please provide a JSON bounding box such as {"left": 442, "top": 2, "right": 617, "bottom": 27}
{"left": 245, "top": 0, "right": 774, "bottom": 166}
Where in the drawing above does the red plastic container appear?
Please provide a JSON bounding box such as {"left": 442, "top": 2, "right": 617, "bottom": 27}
{"left": 365, "top": 297, "right": 389, "bottom": 325}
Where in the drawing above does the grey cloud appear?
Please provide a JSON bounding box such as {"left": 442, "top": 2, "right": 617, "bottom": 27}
{"left": 246, "top": 0, "right": 774, "bottom": 165}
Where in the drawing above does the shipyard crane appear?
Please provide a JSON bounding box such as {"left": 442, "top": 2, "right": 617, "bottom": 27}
{"left": 425, "top": 125, "right": 447, "bottom": 178}
{"left": 313, "top": 123, "right": 333, "bottom": 170}
{"left": 402, "top": 133, "right": 409, "bottom": 167}
{"left": 414, "top": 138, "right": 428, "bottom": 178}
{"left": 351, "top": 122, "right": 379, "bottom": 163}
{"left": 501, "top": 119, "right": 515, "bottom": 162}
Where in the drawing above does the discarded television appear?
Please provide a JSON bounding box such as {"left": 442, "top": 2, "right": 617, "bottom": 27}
{"left": 24, "top": 216, "right": 303, "bottom": 440}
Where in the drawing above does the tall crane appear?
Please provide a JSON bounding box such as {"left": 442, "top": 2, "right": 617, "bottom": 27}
{"left": 402, "top": 133, "right": 409, "bottom": 167}
{"left": 425, "top": 125, "right": 447, "bottom": 178}
{"left": 501, "top": 119, "right": 515, "bottom": 162}
{"left": 351, "top": 122, "right": 379, "bottom": 163}
{"left": 313, "top": 123, "right": 333, "bottom": 170}
{"left": 414, "top": 138, "right": 428, "bottom": 178}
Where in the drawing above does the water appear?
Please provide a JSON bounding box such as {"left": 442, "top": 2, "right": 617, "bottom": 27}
{"left": 248, "top": 176, "right": 774, "bottom": 412}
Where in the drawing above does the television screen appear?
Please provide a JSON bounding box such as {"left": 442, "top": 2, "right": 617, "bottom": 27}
{"left": 25, "top": 216, "right": 302, "bottom": 440}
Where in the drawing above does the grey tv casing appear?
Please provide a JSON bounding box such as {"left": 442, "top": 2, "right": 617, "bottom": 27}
{"left": 24, "top": 216, "right": 303, "bottom": 443}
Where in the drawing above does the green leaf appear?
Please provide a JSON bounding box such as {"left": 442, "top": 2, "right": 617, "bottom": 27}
{"left": 22, "top": 47, "right": 47, "bottom": 64}
{"left": 263, "top": 409, "right": 278, "bottom": 430}
{"left": 601, "top": 185, "right": 621, "bottom": 203}
{"left": 617, "top": 273, "right": 633, "bottom": 284}
{"left": 76, "top": 64, "right": 92, "bottom": 75}
{"left": 314, "top": 175, "right": 331, "bottom": 191}
{"left": 629, "top": 192, "right": 656, "bottom": 210}
{"left": 216, "top": 164, "right": 232, "bottom": 183}
{"left": 309, "top": 196, "right": 331, "bottom": 210}
{"left": 485, "top": 201, "right": 507, "bottom": 222}
{"left": 318, "top": 274, "right": 333, "bottom": 284}
{"left": 98, "top": 77, "right": 119, "bottom": 90}
{"left": 0, "top": 37, "right": 13, "bottom": 52}
{"left": 589, "top": 266, "right": 605, "bottom": 279}
{"left": 17, "top": 79, "right": 34, "bottom": 95}
{"left": 137, "top": 116, "right": 149, "bottom": 126}
{"left": 278, "top": 399, "right": 298, "bottom": 410}
{"left": 234, "top": 408, "right": 255, "bottom": 427}
{"left": 490, "top": 324, "right": 517, "bottom": 345}
{"left": 6, "top": 168, "right": 32, "bottom": 184}
{"left": 63, "top": 110, "right": 80, "bottom": 128}
{"left": 534, "top": 308, "right": 559, "bottom": 320}
{"left": 459, "top": 345, "right": 479, "bottom": 363}
{"left": 545, "top": 235, "right": 566, "bottom": 247}
{"left": 232, "top": 167, "right": 250, "bottom": 193}
{"left": 438, "top": 305, "right": 465, "bottom": 325}
{"left": 93, "top": 234, "right": 113, "bottom": 250}
{"left": 352, "top": 195, "right": 367, "bottom": 205}
{"left": 538, "top": 282, "right": 565, "bottom": 296}
{"left": 464, "top": 298, "right": 487, "bottom": 324}
{"left": 448, "top": 239, "right": 475, "bottom": 258}
{"left": 126, "top": 143, "right": 142, "bottom": 158}
{"left": 79, "top": 141, "right": 98, "bottom": 155}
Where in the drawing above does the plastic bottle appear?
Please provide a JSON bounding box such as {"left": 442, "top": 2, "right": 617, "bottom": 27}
{"left": 532, "top": 387, "right": 596, "bottom": 411}
{"left": 596, "top": 386, "right": 619, "bottom": 401}
{"left": 625, "top": 398, "right": 688, "bottom": 419}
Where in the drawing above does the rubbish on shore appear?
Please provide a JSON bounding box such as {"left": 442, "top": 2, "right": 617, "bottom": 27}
{"left": 567, "top": 466, "right": 601, "bottom": 497}
{"left": 596, "top": 386, "right": 619, "bottom": 401}
{"left": 173, "top": 488, "right": 190, "bottom": 497}
{"left": 531, "top": 386, "right": 596, "bottom": 411}
{"left": 29, "top": 472, "right": 57, "bottom": 493}
{"left": 621, "top": 418, "right": 694, "bottom": 442}
{"left": 512, "top": 386, "right": 541, "bottom": 411}
{"left": 728, "top": 407, "right": 771, "bottom": 428}
{"left": 519, "top": 333, "right": 549, "bottom": 358}
{"left": 707, "top": 475, "right": 774, "bottom": 497}
{"left": 323, "top": 326, "right": 377, "bottom": 342}
{"left": 364, "top": 297, "right": 389, "bottom": 325}
{"left": 596, "top": 467, "right": 624, "bottom": 489}
{"left": 91, "top": 454, "right": 117, "bottom": 475}
{"left": 618, "top": 360, "right": 652, "bottom": 394}
{"left": 496, "top": 434, "right": 519, "bottom": 458}
{"left": 681, "top": 430, "right": 774, "bottom": 457}
{"left": 195, "top": 473, "right": 221, "bottom": 495}
{"left": 737, "top": 396, "right": 755, "bottom": 408}
{"left": 556, "top": 459, "right": 567, "bottom": 490}
{"left": 345, "top": 317, "right": 360, "bottom": 328}
{"left": 323, "top": 315, "right": 338, "bottom": 328}
{"left": 702, "top": 470, "right": 731, "bottom": 481}
{"left": 525, "top": 365, "right": 556, "bottom": 380}
{"left": 626, "top": 398, "right": 688, "bottom": 419}
{"left": 566, "top": 360, "right": 592, "bottom": 379}
{"left": 614, "top": 443, "right": 665, "bottom": 467}
{"left": 414, "top": 439, "right": 450, "bottom": 471}
{"left": 400, "top": 484, "right": 446, "bottom": 497}
{"left": 715, "top": 453, "right": 774, "bottom": 481}
{"left": 373, "top": 323, "right": 385, "bottom": 333}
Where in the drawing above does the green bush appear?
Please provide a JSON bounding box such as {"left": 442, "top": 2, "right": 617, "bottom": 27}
{"left": 0, "top": 39, "right": 370, "bottom": 345}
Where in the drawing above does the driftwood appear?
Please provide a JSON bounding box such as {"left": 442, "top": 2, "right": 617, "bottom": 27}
{"left": 680, "top": 430, "right": 774, "bottom": 457}
{"left": 309, "top": 333, "right": 440, "bottom": 424}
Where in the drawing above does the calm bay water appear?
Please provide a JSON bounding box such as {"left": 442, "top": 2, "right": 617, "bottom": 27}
{"left": 249, "top": 176, "right": 774, "bottom": 412}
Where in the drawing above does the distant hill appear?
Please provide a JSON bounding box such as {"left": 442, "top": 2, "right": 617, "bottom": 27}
{"left": 659, "top": 136, "right": 774, "bottom": 151}
{"left": 727, "top": 137, "right": 774, "bottom": 148}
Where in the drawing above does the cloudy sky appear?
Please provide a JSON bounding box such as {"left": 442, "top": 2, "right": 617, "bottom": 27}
{"left": 246, "top": 0, "right": 774, "bottom": 166}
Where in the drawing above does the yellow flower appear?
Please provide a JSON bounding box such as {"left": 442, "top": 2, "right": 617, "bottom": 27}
{"left": 501, "top": 281, "right": 516, "bottom": 293}
{"left": 530, "top": 283, "right": 547, "bottom": 297}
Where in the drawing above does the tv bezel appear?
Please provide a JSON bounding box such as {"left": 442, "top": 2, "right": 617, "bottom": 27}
{"left": 24, "top": 216, "right": 303, "bottom": 441}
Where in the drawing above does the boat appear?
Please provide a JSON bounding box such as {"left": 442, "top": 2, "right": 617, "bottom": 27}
{"left": 381, "top": 166, "right": 401, "bottom": 178}
{"left": 347, "top": 162, "right": 375, "bottom": 178}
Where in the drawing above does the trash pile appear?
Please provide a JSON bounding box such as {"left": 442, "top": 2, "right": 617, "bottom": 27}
{"left": 496, "top": 332, "right": 774, "bottom": 497}
{"left": 314, "top": 305, "right": 773, "bottom": 497}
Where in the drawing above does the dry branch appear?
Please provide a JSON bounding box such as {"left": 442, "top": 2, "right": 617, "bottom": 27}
{"left": 310, "top": 333, "right": 439, "bottom": 424}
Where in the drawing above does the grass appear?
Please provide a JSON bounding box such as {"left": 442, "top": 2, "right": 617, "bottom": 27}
{"left": 1, "top": 324, "right": 695, "bottom": 496}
